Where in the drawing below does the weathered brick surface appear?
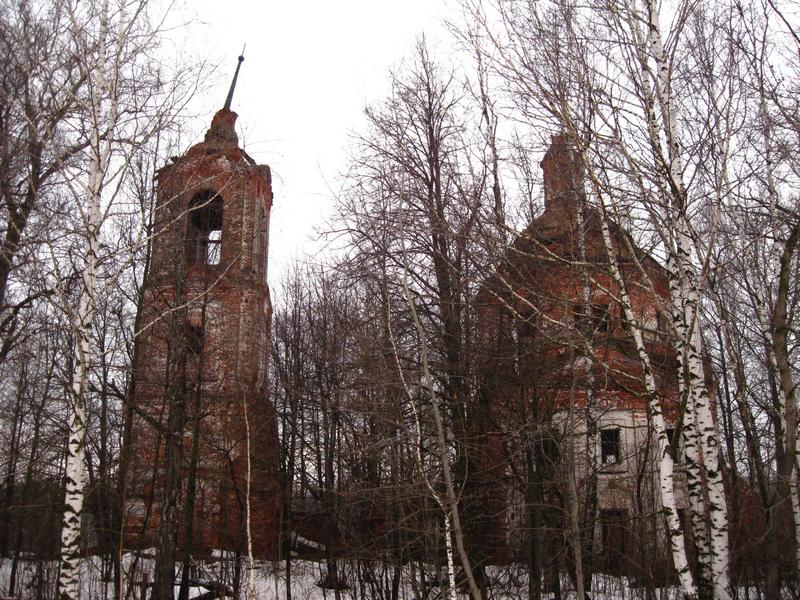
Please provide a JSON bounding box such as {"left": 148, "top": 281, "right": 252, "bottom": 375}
{"left": 124, "top": 109, "right": 282, "bottom": 559}
{"left": 476, "top": 136, "right": 677, "bottom": 417}
{"left": 468, "top": 135, "right": 686, "bottom": 563}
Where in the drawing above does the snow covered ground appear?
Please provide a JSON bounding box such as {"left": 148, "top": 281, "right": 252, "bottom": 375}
{"left": 0, "top": 553, "right": 691, "bottom": 599}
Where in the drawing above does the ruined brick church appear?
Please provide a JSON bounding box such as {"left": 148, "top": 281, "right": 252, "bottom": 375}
{"left": 467, "top": 134, "right": 689, "bottom": 576}
{"left": 122, "top": 57, "right": 689, "bottom": 573}
{"left": 123, "top": 61, "right": 282, "bottom": 558}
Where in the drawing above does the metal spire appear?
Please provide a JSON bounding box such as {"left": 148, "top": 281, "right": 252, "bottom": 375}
{"left": 223, "top": 48, "right": 245, "bottom": 111}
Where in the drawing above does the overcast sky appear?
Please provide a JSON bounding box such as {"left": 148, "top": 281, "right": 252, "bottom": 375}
{"left": 169, "top": 1, "right": 461, "bottom": 280}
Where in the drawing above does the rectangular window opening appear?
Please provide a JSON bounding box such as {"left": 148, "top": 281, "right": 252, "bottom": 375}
{"left": 600, "top": 509, "right": 628, "bottom": 574}
{"left": 601, "top": 428, "right": 621, "bottom": 465}
{"left": 187, "top": 322, "right": 204, "bottom": 355}
{"left": 207, "top": 229, "right": 222, "bottom": 265}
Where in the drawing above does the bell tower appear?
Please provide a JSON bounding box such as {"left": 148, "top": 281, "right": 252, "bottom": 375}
{"left": 124, "top": 56, "right": 281, "bottom": 559}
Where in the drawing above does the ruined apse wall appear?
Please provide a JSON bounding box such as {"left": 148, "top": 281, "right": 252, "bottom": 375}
{"left": 467, "top": 135, "right": 685, "bottom": 569}
{"left": 476, "top": 138, "right": 677, "bottom": 415}
{"left": 124, "top": 109, "right": 282, "bottom": 558}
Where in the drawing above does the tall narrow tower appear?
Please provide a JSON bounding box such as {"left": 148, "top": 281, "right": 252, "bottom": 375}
{"left": 124, "top": 62, "right": 281, "bottom": 558}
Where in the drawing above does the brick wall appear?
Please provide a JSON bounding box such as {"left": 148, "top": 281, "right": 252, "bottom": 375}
{"left": 124, "top": 109, "right": 282, "bottom": 559}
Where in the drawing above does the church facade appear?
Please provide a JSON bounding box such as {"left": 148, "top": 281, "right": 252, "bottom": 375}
{"left": 467, "top": 135, "right": 690, "bottom": 578}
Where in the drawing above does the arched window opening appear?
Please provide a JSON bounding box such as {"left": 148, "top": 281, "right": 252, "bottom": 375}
{"left": 187, "top": 190, "right": 223, "bottom": 265}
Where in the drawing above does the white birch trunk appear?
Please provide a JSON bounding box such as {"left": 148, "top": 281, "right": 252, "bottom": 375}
{"left": 576, "top": 185, "right": 599, "bottom": 549}
{"left": 643, "top": 1, "right": 731, "bottom": 595}
{"left": 58, "top": 2, "right": 120, "bottom": 597}
{"left": 58, "top": 82, "right": 108, "bottom": 600}
{"left": 242, "top": 391, "right": 257, "bottom": 600}
{"left": 792, "top": 475, "right": 800, "bottom": 570}
{"left": 396, "top": 358, "right": 461, "bottom": 600}
{"left": 676, "top": 226, "right": 731, "bottom": 600}
{"left": 566, "top": 361, "right": 585, "bottom": 600}
{"left": 443, "top": 512, "right": 458, "bottom": 600}
{"left": 58, "top": 227, "right": 97, "bottom": 599}
{"left": 668, "top": 253, "right": 713, "bottom": 597}
{"left": 390, "top": 182, "right": 483, "bottom": 600}
{"left": 398, "top": 297, "right": 481, "bottom": 599}
{"left": 595, "top": 197, "right": 698, "bottom": 600}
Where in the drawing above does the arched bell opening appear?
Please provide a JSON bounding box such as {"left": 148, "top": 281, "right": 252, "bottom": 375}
{"left": 186, "top": 190, "right": 223, "bottom": 266}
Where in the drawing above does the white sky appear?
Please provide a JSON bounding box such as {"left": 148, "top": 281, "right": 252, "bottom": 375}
{"left": 169, "top": 1, "right": 460, "bottom": 281}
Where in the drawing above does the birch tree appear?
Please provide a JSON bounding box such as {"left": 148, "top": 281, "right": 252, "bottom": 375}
{"left": 680, "top": 2, "right": 800, "bottom": 595}
{"left": 8, "top": 1, "right": 198, "bottom": 597}
{"left": 592, "top": 164, "right": 698, "bottom": 599}
{"left": 461, "top": 0, "right": 748, "bottom": 595}
{"left": 642, "top": 4, "right": 731, "bottom": 596}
